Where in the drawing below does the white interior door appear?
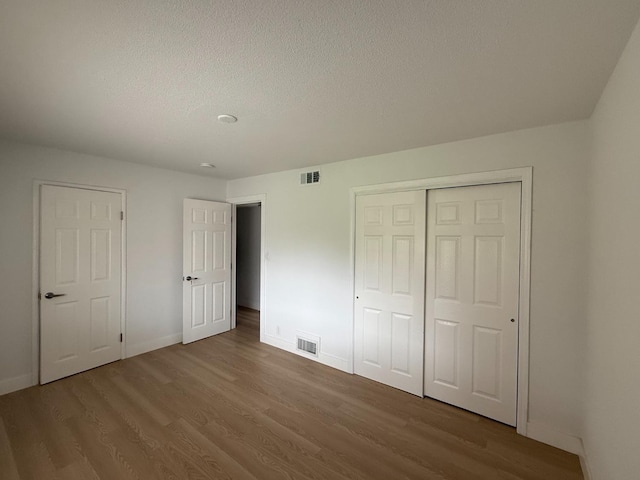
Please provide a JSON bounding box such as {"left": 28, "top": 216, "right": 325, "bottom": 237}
{"left": 183, "top": 199, "right": 231, "bottom": 344}
{"left": 425, "top": 182, "right": 521, "bottom": 425}
{"left": 354, "top": 190, "right": 426, "bottom": 396}
{"left": 40, "top": 185, "right": 122, "bottom": 384}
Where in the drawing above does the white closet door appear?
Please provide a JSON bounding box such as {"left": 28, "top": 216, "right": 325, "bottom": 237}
{"left": 425, "top": 182, "right": 521, "bottom": 425}
{"left": 183, "top": 199, "right": 231, "bottom": 344}
{"left": 354, "top": 190, "right": 426, "bottom": 396}
{"left": 40, "top": 185, "right": 122, "bottom": 384}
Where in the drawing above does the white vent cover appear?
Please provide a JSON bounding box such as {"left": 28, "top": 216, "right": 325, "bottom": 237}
{"left": 300, "top": 170, "right": 320, "bottom": 185}
{"left": 296, "top": 334, "right": 319, "bottom": 357}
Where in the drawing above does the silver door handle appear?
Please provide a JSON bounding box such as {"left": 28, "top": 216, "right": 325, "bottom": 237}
{"left": 185, "top": 276, "right": 199, "bottom": 281}
{"left": 44, "top": 292, "right": 66, "bottom": 299}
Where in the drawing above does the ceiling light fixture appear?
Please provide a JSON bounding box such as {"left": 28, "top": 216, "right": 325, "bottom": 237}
{"left": 200, "top": 162, "right": 216, "bottom": 168}
{"left": 217, "top": 114, "right": 238, "bottom": 123}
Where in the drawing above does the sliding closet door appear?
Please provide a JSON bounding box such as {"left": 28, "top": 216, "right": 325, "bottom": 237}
{"left": 424, "top": 182, "right": 521, "bottom": 425}
{"left": 354, "top": 190, "right": 426, "bottom": 396}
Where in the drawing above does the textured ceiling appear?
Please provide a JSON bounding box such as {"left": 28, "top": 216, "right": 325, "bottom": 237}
{"left": 1, "top": 1, "right": 639, "bottom": 179}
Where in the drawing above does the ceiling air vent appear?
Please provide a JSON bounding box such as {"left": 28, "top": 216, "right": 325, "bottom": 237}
{"left": 296, "top": 335, "right": 319, "bottom": 357}
{"left": 300, "top": 170, "right": 320, "bottom": 186}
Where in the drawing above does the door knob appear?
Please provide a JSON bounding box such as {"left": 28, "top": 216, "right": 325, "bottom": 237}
{"left": 44, "top": 292, "right": 66, "bottom": 299}
{"left": 185, "top": 276, "right": 199, "bottom": 281}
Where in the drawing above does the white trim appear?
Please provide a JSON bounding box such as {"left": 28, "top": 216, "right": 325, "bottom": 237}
{"left": 32, "top": 180, "right": 127, "bottom": 385}
{"left": 351, "top": 167, "right": 531, "bottom": 195}
{"left": 580, "top": 453, "right": 593, "bottom": 480}
{"left": 347, "top": 185, "right": 356, "bottom": 374}
{"left": 230, "top": 204, "right": 238, "bottom": 329}
{"left": 349, "top": 167, "right": 533, "bottom": 434}
{"left": 525, "top": 421, "right": 585, "bottom": 456}
{"left": 0, "top": 374, "right": 34, "bottom": 396}
{"left": 31, "top": 183, "right": 40, "bottom": 385}
{"left": 126, "top": 332, "right": 182, "bottom": 358}
{"left": 227, "top": 194, "right": 267, "bottom": 343}
{"left": 517, "top": 167, "right": 533, "bottom": 435}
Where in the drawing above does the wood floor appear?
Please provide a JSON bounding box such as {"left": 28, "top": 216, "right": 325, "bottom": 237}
{"left": 0, "top": 307, "right": 583, "bottom": 479}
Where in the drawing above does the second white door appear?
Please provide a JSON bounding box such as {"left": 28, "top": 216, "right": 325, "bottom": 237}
{"left": 183, "top": 199, "right": 232, "bottom": 344}
{"left": 424, "top": 182, "right": 521, "bottom": 425}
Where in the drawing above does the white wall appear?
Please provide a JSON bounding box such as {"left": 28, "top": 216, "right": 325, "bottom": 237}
{"left": 0, "top": 140, "right": 226, "bottom": 393}
{"left": 228, "top": 120, "right": 590, "bottom": 440}
{"left": 585, "top": 17, "right": 640, "bottom": 480}
{"left": 236, "top": 205, "right": 261, "bottom": 310}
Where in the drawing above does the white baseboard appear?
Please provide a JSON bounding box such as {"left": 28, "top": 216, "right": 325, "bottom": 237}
{"left": 526, "top": 421, "right": 585, "bottom": 456}
{"left": 0, "top": 373, "right": 35, "bottom": 396}
{"left": 1, "top": 333, "right": 183, "bottom": 396}
{"left": 263, "top": 333, "right": 350, "bottom": 373}
{"left": 126, "top": 332, "right": 182, "bottom": 358}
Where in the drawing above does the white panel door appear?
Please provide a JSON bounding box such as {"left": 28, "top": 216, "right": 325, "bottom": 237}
{"left": 354, "top": 190, "right": 426, "bottom": 396}
{"left": 183, "top": 199, "right": 231, "bottom": 343}
{"left": 40, "top": 185, "right": 122, "bottom": 384}
{"left": 425, "top": 182, "right": 521, "bottom": 425}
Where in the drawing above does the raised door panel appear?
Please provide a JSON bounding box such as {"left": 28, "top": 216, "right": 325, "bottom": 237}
{"left": 392, "top": 204, "right": 414, "bottom": 225}
{"left": 392, "top": 236, "right": 413, "bottom": 296}
{"left": 90, "top": 229, "right": 111, "bottom": 282}
{"left": 55, "top": 199, "right": 79, "bottom": 219}
{"left": 390, "top": 313, "right": 411, "bottom": 375}
{"left": 362, "top": 308, "right": 382, "bottom": 367}
{"left": 212, "top": 282, "right": 225, "bottom": 323}
{"left": 436, "top": 202, "right": 461, "bottom": 225}
{"left": 213, "top": 209, "right": 227, "bottom": 225}
{"left": 364, "top": 206, "right": 383, "bottom": 226}
{"left": 90, "top": 297, "right": 110, "bottom": 352}
{"left": 191, "top": 283, "right": 207, "bottom": 328}
{"left": 56, "top": 229, "right": 80, "bottom": 285}
{"left": 433, "top": 319, "right": 459, "bottom": 388}
{"left": 53, "top": 301, "right": 80, "bottom": 362}
{"left": 191, "top": 230, "right": 208, "bottom": 273}
{"left": 435, "top": 237, "right": 460, "bottom": 301}
{"left": 191, "top": 208, "right": 208, "bottom": 224}
{"left": 475, "top": 199, "right": 503, "bottom": 224}
{"left": 474, "top": 236, "right": 503, "bottom": 306}
{"left": 90, "top": 202, "right": 112, "bottom": 221}
{"left": 472, "top": 326, "right": 502, "bottom": 401}
{"left": 364, "top": 236, "right": 383, "bottom": 291}
{"left": 212, "top": 231, "right": 225, "bottom": 271}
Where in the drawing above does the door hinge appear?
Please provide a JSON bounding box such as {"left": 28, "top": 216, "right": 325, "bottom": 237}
{"left": 38, "top": 292, "right": 41, "bottom": 300}
{"left": 120, "top": 333, "right": 123, "bottom": 342}
{"left": 120, "top": 211, "right": 124, "bottom": 220}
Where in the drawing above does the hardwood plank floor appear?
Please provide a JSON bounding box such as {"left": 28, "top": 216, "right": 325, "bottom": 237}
{"left": 0, "top": 307, "right": 583, "bottom": 479}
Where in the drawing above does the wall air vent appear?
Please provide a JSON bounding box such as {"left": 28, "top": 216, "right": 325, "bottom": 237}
{"left": 300, "top": 170, "right": 320, "bottom": 185}
{"left": 296, "top": 335, "right": 319, "bottom": 357}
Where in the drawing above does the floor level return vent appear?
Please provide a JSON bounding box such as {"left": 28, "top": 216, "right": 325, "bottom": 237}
{"left": 297, "top": 336, "right": 319, "bottom": 356}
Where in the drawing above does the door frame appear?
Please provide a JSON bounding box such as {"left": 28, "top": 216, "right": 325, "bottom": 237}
{"left": 350, "top": 167, "right": 532, "bottom": 435}
{"left": 227, "top": 194, "right": 267, "bottom": 342}
{"left": 32, "top": 180, "right": 127, "bottom": 385}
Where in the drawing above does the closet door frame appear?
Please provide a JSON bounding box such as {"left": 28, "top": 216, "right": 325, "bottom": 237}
{"left": 349, "top": 167, "right": 532, "bottom": 436}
